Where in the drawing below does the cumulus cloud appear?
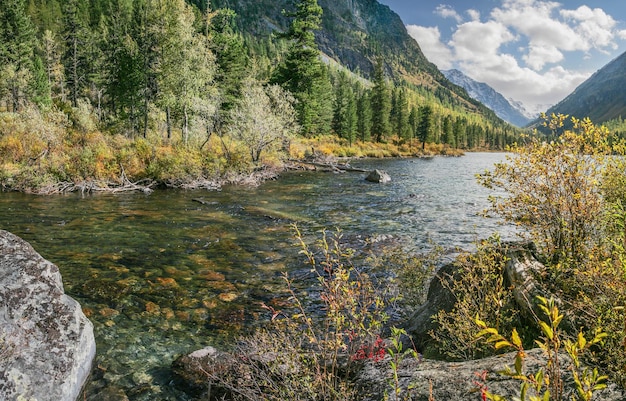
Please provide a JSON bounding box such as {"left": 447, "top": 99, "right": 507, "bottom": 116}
{"left": 435, "top": 5, "right": 463, "bottom": 23}
{"left": 406, "top": 25, "right": 454, "bottom": 70}
{"left": 491, "top": 1, "right": 621, "bottom": 68}
{"left": 449, "top": 20, "right": 516, "bottom": 62}
{"left": 561, "top": 6, "right": 618, "bottom": 49}
{"left": 466, "top": 9, "right": 480, "bottom": 21}
{"left": 406, "top": 0, "right": 626, "bottom": 112}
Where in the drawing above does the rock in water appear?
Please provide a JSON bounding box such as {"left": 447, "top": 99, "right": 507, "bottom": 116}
{"left": 172, "top": 346, "right": 233, "bottom": 399}
{"left": 0, "top": 230, "right": 96, "bottom": 401}
{"left": 365, "top": 169, "right": 391, "bottom": 183}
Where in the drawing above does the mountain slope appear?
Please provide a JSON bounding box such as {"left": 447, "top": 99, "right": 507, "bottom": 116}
{"left": 209, "top": 0, "right": 502, "bottom": 122}
{"left": 544, "top": 51, "right": 626, "bottom": 124}
{"left": 442, "top": 69, "right": 532, "bottom": 127}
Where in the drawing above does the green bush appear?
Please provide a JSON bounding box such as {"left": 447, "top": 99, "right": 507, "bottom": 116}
{"left": 210, "top": 227, "right": 394, "bottom": 401}
{"left": 429, "top": 236, "right": 523, "bottom": 360}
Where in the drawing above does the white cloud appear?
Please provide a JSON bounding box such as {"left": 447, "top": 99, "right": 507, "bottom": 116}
{"left": 524, "top": 43, "right": 564, "bottom": 70}
{"left": 466, "top": 9, "right": 480, "bottom": 21}
{"left": 406, "top": 25, "right": 454, "bottom": 70}
{"left": 406, "top": 0, "right": 626, "bottom": 112}
{"left": 435, "top": 5, "right": 463, "bottom": 23}
{"left": 561, "top": 6, "right": 618, "bottom": 49}
{"left": 449, "top": 20, "right": 516, "bottom": 63}
{"left": 491, "top": 0, "right": 621, "bottom": 69}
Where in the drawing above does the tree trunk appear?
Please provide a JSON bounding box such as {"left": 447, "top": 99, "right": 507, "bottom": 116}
{"left": 183, "top": 104, "right": 189, "bottom": 145}
{"left": 11, "top": 83, "right": 19, "bottom": 112}
{"left": 166, "top": 106, "right": 172, "bottom": 140}
{"left": 71, "top": 36, "right": 78, "bottom": 107}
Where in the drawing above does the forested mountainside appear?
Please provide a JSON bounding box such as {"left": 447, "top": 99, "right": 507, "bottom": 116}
{"left": 0, "top": 0, "right": 522, "bottom": 193}
{"left": 207, "top": 0, "right": 497, "bottom": 118}
{"left": 543, "top": 50, "right": 626, "bottom": 125}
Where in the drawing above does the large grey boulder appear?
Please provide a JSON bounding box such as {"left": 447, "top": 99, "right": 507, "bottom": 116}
{"left": 0, "top": 230, "right": 95, "bottom": 401}
{"left": 404, "top": 260, "right": 459, "bottom": 350}
{"left": 173, "top": 345, "right": 626, "bottom": 401}
{"left": 356, "top": 348, "right": 625, "bottom": 401}
{"left": 365, "top": 169, "right": 391, "bottom": 183}
{"left": 172, "top": 346, "right": 233, "bottom": 400}
{"left": 405, "top": 242, "right": 551, "bottom": 350}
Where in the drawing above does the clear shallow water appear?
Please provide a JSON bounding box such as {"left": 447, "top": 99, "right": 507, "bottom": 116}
{"left": 0, "top": 152, "right": 511, "bottom": 400}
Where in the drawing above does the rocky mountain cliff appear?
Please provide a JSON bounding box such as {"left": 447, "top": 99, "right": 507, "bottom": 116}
{"left": 543, "top": 51, "right": 626, "bottom": 124}
{"left": 443, "top": 69, "right": 532, "bottom": 127}
{"left": 209, "top": 0, "right": 500, "bottom": 121}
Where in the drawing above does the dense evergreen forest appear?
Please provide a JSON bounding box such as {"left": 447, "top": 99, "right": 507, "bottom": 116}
{"left": 0, "top": 0, "right": 522, "bottom": 193}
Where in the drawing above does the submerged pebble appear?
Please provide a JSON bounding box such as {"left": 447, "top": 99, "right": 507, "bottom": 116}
{"left": 218, "top": 292, "right": 238, "bottom": 302}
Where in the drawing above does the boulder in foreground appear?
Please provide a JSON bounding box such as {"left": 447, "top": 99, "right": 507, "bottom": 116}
{"left": 0, "top": 230, "right": 96, "bottom": 401}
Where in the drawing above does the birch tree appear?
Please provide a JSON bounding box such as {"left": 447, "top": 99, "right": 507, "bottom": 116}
{"left": 227, "top": 80, "right": 299, "bottom": 162}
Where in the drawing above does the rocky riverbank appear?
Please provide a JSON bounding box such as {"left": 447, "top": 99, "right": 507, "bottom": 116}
{"left": 170, "top": 242, "right": 626, "bottom": 400}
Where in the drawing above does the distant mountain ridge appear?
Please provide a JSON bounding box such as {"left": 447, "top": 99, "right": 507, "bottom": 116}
{"left": 543, "top": 51, "right": 626, "bottom": 124}
{"left": 442, "top": 69, "right": 532, "bottom": 127}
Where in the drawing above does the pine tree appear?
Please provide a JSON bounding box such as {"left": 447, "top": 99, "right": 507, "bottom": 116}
{"left": 357, "top": 88, "right": 372, "bottom": 142}
{"left": 62, "top": 0, "right": 89, "bottom": 107}
{"left": 390, "top": 87, "right": 397, "bottom": 134}
{"left": 209, "top": 8, "right": 249, "bottom": 112}
{"left": 333, "top": 70, "right": 357, "bottom": 145}
{"left": 442, "top": 114, "right": 455, "bottom": 147}
{"left": 271, "top": 0, "right": 333, "bottom": 136}
{"left": 408, "top": 105, "right": 419, "bottom": 142}
{"left": 0, "top": 0, "right": 36, "bottom": 111}
{"left": 454, "top": 116, "right": 466, "bottom": 149}
{"left": 370, "top": 57, "right": 391, "bottom": 142}
{"left": 40, "top": 29, "right": 65, "bottom": 102}
{"left": 30, "top": 55, "right": 51, "bottom": 107}
{"left": 395, "top": 87, "right": 409, "bottom": 140}
{"left": 417, "top": 104, "right": 433, "bottom": 150}
{"left": 102, "top": 0, "right": 144, "bottom": 134}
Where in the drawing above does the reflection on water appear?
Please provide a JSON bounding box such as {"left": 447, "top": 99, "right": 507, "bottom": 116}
{"left": 0, "top": 152, "right": 511, "bottom": 400}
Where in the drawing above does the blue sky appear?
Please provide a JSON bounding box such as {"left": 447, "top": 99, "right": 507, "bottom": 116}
{"left": 377, "top": 0, "right": 626, "bottom": 114}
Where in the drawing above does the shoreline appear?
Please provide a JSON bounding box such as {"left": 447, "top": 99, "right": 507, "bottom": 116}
{"left": 1, "top": 151, "right": 471, "bottom": 195}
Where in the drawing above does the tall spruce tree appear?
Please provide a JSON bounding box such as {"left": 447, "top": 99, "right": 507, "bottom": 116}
{"left": 271, "top": 0, "right": 333, "bottom": 136}
{"left": 370, "top": 57, "right": 391, "bottom": 142}
{"left": 395, "top": 87, "right": 409, "bottom": 140}
{"left": 333, "top": 70, "right": 357, "bottom": 145}
{"left": 417, "top": 104, "right": 433, "bottom": 150}
{"left": 41, "top": 29, "right": 64, "bottom": 103}
{"left": 357, "top": 88, "right": 372, "bottom": 142}
{"left": 30, "top": 55, "right": 51, "bottom": 107}
{"left": 62, "top": 0, "right": 89, "bottom": 107}
{"left": 442, "top": 115, "right": 454, "bottom": 147}
{"left": 0, "top": 0, "right": 36, "bottom": 111}
{"left": 209, "top": 8, "right": 249, "bottom": 112}
{"left": 408, "top": 105, "right": 419, "bottom": 142}
{"left": 104, "top": 0, "right": 144, "bottom": 134}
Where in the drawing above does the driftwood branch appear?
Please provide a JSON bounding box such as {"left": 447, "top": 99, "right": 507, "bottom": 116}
{"left": 33, "top": 165, "right": 156, "bottom": 195}
{"left": 288, "top": 160, "right": 368, "bottom": 173}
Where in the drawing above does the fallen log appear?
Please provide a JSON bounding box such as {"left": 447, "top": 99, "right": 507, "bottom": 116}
{"left": 289, "top": 160, "right": 368, "bottom": 172}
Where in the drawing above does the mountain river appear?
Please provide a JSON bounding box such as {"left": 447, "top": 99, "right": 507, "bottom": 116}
{"left": 0, "top": 152, "right": 514, "bottom": 400}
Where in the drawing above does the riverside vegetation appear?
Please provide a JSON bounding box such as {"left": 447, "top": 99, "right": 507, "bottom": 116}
{"left": 196, "top": 114, "right": 626, "bottom": 401}
{"left": 1, "top": 0, "right": 516, "bottom": 194}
